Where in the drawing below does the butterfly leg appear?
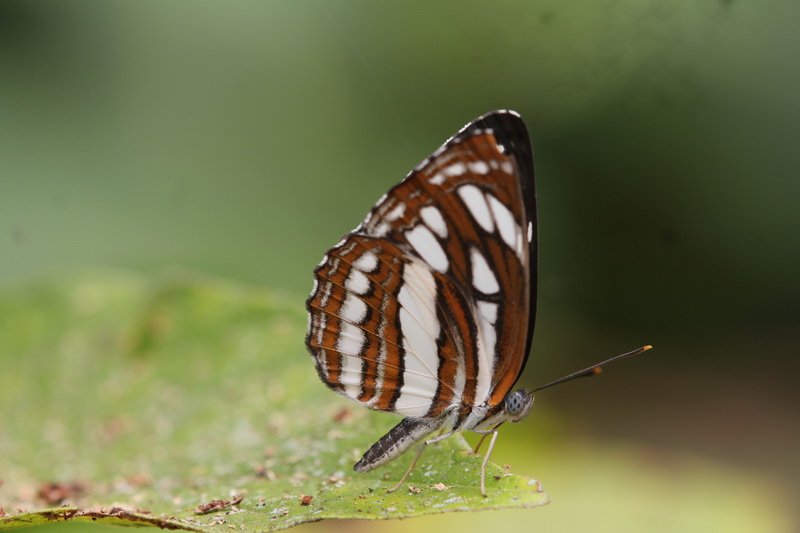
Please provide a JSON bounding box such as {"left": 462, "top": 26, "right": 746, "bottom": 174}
{"left": 472, "top": 433, "right": 488, "bottom": 455}
{"left": 479, "top": 430, "right": 500, "bottom": 497}
{"left": 386, "top": 427, "right": 455, "bottom": 493}
{"left": 425, "top": 429, "right": 455, "bottom": 445}
{"left": 386, "top": 442, "right": 427, "bottom": 493}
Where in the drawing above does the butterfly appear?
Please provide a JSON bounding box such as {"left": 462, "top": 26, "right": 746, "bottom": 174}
{"left": 305, "top": 110, "right": 650, "bottom": 496}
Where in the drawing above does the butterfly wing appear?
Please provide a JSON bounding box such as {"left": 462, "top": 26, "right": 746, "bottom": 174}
{"left": 307, "top": 234, "right": 463, "bottom": 418}
{"left": 306, "top": 110, "right": 537, "bottom": 420}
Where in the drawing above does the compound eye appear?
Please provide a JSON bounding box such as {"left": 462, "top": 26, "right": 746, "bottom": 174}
{"left": 504, "top": 390, "right": 533, "bottom": 421}
{"left": 505, "top": 391, "right": 524, "bottom": 416}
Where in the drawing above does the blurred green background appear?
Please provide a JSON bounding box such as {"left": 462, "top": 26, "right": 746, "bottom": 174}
{"left": 2, "top": 1, "right": 798, "bottom": 532}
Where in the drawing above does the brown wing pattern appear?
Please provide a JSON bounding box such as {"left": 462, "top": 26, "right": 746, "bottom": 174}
{"left": 306, "top": 110, "right": 536, "bottom": 422}
{"left": 306, "top": 234, "right": 465, "bottom": 417}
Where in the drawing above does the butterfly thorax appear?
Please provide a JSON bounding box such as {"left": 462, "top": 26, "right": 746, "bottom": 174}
{"left": 459, "top": 403, "right": 493, "bottom": 431}
{"left": 460, "top": 388, "right": 535, "bottom": 432}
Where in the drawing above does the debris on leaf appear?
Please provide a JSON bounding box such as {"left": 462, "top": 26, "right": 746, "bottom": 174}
{"left": 528, "top": 479, "right": 545, "bottom": 492}
{"left": 408, "top": 485, "right": 422, "bottom": 494}
{"left": 332, "top": 407, "right": 352, "bottom": 423}
{"left": 299, "top": 495, "right": 313, "bottom": 506}
{"left": 270, "top": 506, "right": 289, "bottom": 519}
{"left": 432, "top": 483, "right": 449, "bottom": 491}
{"left": 36, "top": 481, "right": 87, "bottom": 505}
{"left": 125, "top": 473, "right": 151, "bottom": 487}
{"left": 326, "top": 473, "right": 346, "bottom": 487}
{"left": 495, "top": 465, "right": 514, "bottom": 481}
{"left": 253, "top": 464, "right": 277, "bottom": 481}
{"left": 193, "top": 494, "right": 244, "bottom": 515}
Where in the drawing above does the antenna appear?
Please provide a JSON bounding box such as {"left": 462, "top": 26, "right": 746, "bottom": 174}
{"left": 530, "top": 345, "right": 652, "bottom": 394}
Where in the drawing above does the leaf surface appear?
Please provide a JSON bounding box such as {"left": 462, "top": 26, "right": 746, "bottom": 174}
{"left": 0, "top": 272, "right": 547, "bottom": 531}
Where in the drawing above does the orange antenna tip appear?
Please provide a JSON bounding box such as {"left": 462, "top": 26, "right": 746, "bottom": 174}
{"left": 643, "top": 345, "right": 653, "bottom": 351}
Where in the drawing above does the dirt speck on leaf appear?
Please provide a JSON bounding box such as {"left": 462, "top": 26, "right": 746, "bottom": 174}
{"left": 194, "top": 494, "right": 244, "bottom": 515}
{"left": 270, "top": 506, "right": 289, "bottom": 519}
{"left": 332, "top": 407, "right": 352, "bottom": 423}
{"left": 299, "top": 495, "right": 313, "bottom": 506}
{"left": 253, "top": 464, "right": 277, "bottom": 481}
{"left": 125, "top": 473, "right": 151, "bottom": 487}
{"left": 36, "top": 481, "right": 87, "bottom": 505}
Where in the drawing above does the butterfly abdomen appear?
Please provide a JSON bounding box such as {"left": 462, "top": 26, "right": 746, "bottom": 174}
{"left": 354, "top": 416, "right": 444, "bottom": 472}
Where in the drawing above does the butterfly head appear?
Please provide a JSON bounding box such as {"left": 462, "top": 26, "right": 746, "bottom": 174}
{"left": 503, "top": 389, "right": 534, "bottom": 423}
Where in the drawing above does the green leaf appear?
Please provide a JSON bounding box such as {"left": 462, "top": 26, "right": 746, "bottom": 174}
{"left": 0, "top": 272, "right": 547, "bottom": 531}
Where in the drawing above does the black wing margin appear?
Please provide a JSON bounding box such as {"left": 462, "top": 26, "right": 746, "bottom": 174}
{"left": 452, "top": 109, "right": 538, "bottom": 383}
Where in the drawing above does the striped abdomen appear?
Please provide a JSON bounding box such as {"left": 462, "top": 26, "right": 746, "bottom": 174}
{"left": 353, "top": 415, "right": 447, "bottom": 472}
